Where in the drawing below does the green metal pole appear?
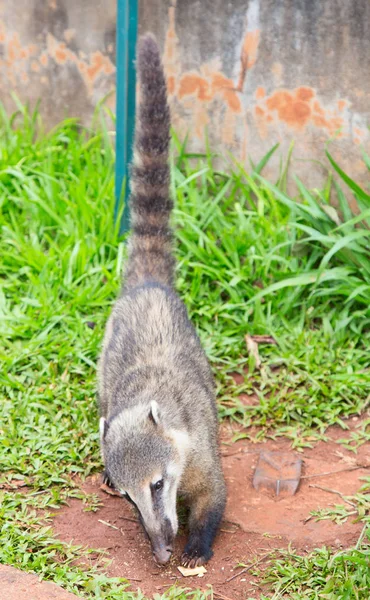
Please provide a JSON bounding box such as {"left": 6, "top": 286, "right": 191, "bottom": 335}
{"left": 115, "top": 0, "right": 138, "bottom": 234}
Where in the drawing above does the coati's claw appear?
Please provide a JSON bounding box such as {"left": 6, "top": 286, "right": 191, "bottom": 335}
{"left": 181, "top": 549, "right": 212, "bottom": 568}
{"left": 101, "top": 470, "right": 113, "bottom": 488}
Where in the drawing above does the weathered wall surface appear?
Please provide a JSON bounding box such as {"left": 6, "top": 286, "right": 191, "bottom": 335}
{"left": 1, "top": 0, "right": 369, "bottom": 185}
{"left": 0, "top": 0, "right": 117, "bottom": 124}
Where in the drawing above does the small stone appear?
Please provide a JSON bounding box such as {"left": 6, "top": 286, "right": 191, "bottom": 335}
{"left": 0, "top": 564, "right": 79, "bottom": 599}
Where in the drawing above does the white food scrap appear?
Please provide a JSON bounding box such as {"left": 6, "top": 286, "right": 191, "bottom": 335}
{"left": 177, "top": 565, "right": 207, "bottom": 578}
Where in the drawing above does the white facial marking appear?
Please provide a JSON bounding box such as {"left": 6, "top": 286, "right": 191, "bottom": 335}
{"left": 163, "top": 463, "right": 179, "bottom": 534}
{"left": 160, "top": 429, "right": 190, "bottom": 534}
{"left": 138, "top": 485, "right": 160, "bottom": 534}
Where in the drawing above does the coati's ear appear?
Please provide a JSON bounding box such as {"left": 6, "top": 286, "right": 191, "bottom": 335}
{"left": 148, "top": 401, "right": 160, "bottom": 425}
{"left": 99, "top": 417, "right": 109, "bottom": 443}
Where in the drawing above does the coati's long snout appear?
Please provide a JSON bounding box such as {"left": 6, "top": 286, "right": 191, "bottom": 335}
{"left": 142, "top": 516, "right": 175, "bottom": 565}
{"left": 124, "top": 475, "right": 177, "bottom": 565}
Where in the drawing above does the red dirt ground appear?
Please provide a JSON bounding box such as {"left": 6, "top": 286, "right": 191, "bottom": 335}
{"left": 52, "top": 416, "right": 370, "bottom": 599}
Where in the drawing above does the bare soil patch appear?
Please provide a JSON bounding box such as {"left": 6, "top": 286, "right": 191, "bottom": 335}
{"left": 52, "top": 419, "right": 370, "bottom": 599}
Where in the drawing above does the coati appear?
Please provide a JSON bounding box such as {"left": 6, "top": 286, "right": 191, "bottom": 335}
{"left": 98, "top": 33, "right": 226, "bottom": 568}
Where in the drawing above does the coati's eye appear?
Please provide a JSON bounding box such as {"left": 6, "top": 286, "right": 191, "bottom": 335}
{"left": 153, "top": 479, "right": 163, "bottom": 492}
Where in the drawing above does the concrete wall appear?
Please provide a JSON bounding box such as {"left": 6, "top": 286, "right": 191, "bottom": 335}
{"left": 1, "top": 0, "right": 369, "bottom": 185}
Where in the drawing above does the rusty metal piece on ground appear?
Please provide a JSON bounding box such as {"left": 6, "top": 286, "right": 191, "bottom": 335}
{"left": 253, "top": 451, "right": 302, "bottom": 497}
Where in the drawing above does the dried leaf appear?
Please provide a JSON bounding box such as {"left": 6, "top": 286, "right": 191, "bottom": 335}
{"left": 100, "top": 483, "right": 123, "bottom": 497}
{"left": 245, "top": 334, "right": 261, "bottom": 369}
{"left": 250, "top": 335, "right": 277, "bottom": 345}
{"left": 321, "top": 204, "right": 341, "bottom": 226}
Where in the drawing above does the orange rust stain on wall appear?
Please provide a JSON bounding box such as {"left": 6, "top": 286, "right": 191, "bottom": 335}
{"left": 211, "top": 73, "right": 242, "bottom": 112}
{"left": 178, "top": 73, "right": 211, "bottom": 101}
{"left": 241, "top": 29, "right": 260, "bottom": 69}
{"left": 46, "top": 34, "right": 115, "bottom": 95}
{"left": 167, "top": 75, "right": 175, "bottom": 95}
{"left": 31, "top": 60, "right": 40, "bottom": 72}
{"left": 224, "top": 88, "right": 242, "bottom": 112}
{"left": 0, "top": 25, "right": 42, "bottom": 88}
{"left": 86, "top": 51, "right": 115, "bottom": 81}
{"left": 163, "top": 4, "right": 181, "bottom": 97}
{"left": 178, "top": 71, "right": 242, "bottom": 113}
{"left": 55, "top": 43, "right": 68, "bottom": 64}
{"left": 161, "top": 11, "right": 366, "bottom": 152}
{"left": 296, "top": 87, "right": 314, "bottom": 102}
{"left": 260, "top": 86, "right": 346, "bottom": 135}
{"left": 312, "top": 115, "right": 326, "bottom": 128}
{"left": 164, "top": 4, "right": 258, "bottom": 144}
{"left": 0, "top": 23, "right": 114, "bottom": 97}
{"left": 39, "top": 53, "right": 48, "bottom": 66}
{"left": 353, "top": 127, "right": 366, "bottom": 145}
{"left": 236, "top": 29, "right": 260, "bottom": 92}
{"left": 313, "top": 100, "right": 324, "bottom": 116}
{"left": 7, "top": 33, "right": 21, "bottom": 62}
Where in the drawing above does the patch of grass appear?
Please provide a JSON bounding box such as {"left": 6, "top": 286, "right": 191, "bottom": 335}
{"left": 173, "top": 137, "right": 370, "bottom": 439}
{"left": 309, "top": 476, "right": 370, "bottom": 525}
{"left": 261, "top": 525, "right": 370, "bottom": 599}
{"left": 0, "top": 490, "right": 134, "bottom": 598}
{"left": 0, "top": 103, "right": 369, "bottom": 597}
{"left": 337, "top": 418, "right": 370, "bottom": 452}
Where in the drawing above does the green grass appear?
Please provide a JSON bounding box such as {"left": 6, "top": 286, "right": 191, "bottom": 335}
{"left": 0, "top": 102, "right": 369, "bottom": 598}
{"left": 261, "top": 526, "right": 370, "bottom": 599}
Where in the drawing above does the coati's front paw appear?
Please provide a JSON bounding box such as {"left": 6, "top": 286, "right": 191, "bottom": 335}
{"left": 181, "top": 546, "right": 213, "bottom": 569}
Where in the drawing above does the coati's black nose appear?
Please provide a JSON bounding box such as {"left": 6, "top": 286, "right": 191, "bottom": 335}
{"left": 153, "top": 546, "right": 172, "bottom": 565}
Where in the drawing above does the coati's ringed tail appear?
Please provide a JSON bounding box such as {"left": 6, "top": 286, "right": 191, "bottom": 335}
{"left": 124, "top": 33, "right": 175, "bottom": 291}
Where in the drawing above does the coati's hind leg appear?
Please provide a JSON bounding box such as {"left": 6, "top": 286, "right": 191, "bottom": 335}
{"left": 181, "top": 483, "right": 226, "bottom": 568}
